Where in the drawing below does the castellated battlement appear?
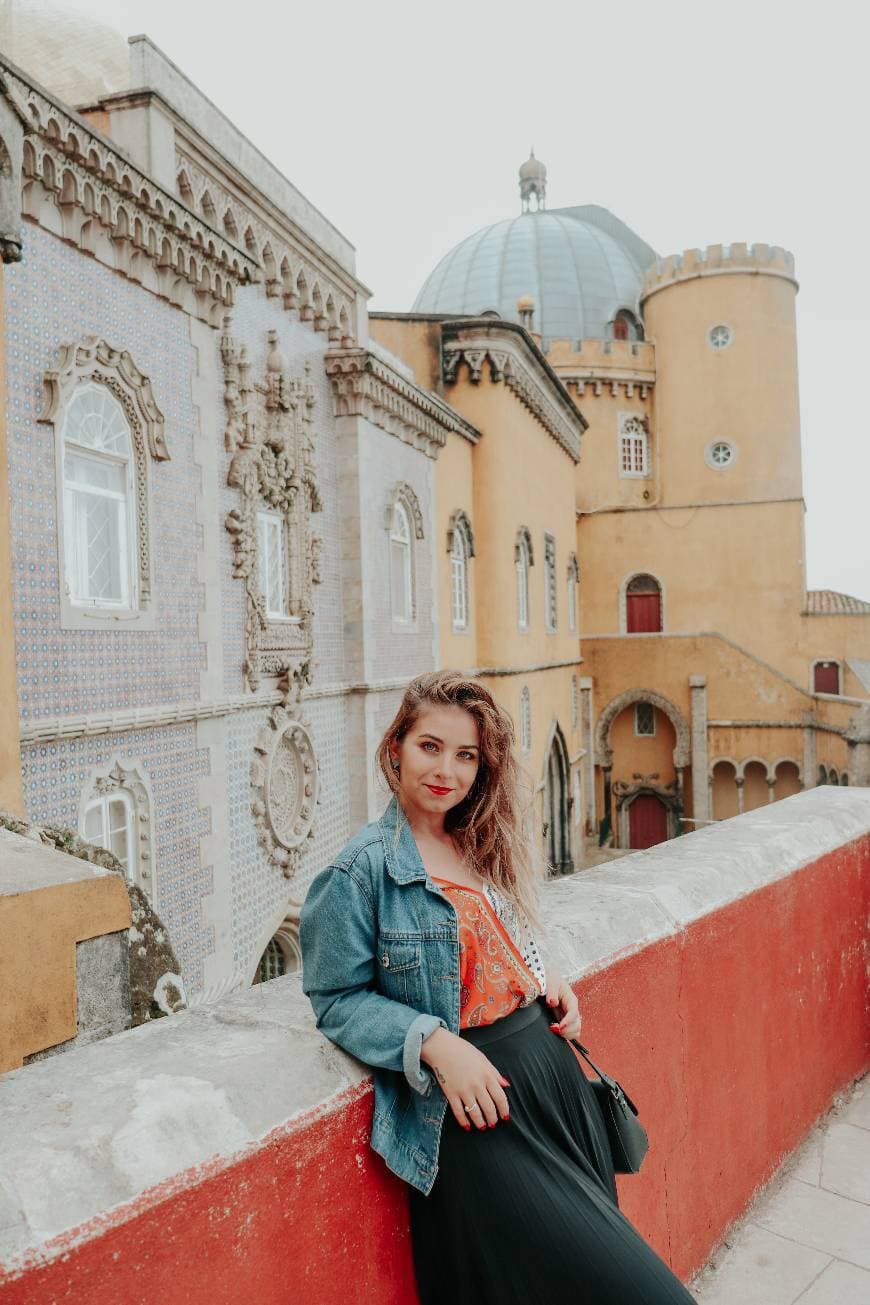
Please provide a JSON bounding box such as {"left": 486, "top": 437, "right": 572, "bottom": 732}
{"left": 641, "top": 243, "right": 797, "bottom": 300}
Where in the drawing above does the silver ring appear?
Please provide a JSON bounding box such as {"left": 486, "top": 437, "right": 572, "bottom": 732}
{"left": 463, "top": 1103, "right": 481, "bottom": 1113}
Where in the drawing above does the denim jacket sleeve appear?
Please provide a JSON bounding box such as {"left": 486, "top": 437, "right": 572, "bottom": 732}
{"left": 299, "top": 857, "right": 448, "bottom": 1096}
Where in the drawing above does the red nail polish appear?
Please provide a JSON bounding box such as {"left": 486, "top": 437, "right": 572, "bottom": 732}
{"left": 463, "top": 1123, "right": 471, "bottom": 1132}
{"left": 489, "top": 1122, "right": 497, "bottom": 1129}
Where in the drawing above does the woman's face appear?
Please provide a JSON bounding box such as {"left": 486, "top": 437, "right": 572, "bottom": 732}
{"left": 392, "top": 705, "right": 480, "bottom": 822}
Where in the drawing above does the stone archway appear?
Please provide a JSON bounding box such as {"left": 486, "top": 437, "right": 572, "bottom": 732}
{"left": 542, "top": 723, "right": 572, "bottom": 876}
{"left": 594, "top": 688, "right": 691, "bottom": 848}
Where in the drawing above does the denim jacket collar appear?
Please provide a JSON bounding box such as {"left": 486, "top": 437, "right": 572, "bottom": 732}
{"left": 378, "top": 795, "right": 431, "bottom": 886}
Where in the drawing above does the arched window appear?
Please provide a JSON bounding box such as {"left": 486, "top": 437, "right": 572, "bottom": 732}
{"left": 257, "top": 938, "right": 286, "bottom": 983}
{"left": 390, "top": 500, "right": 413, "bottom": 622}
{"left": 79, "top": 758, "right": 153, "bottom": 890}
{"left": 515, "top": 528, "right": 532, "bottom": 630}
{"left": 62, "top": 384, "right": 136, "bottom": 609}
{"left": 520, "top": 686, "right": 531, "bottom": 753}
{"left": 451, "top": 527, "right": 469, "bottom": 630}
{"left": 83, "top": 789, "right": 137, "bottom": 881}
{"left": 625, "top": 573, "right": 662, "bottom": 633}
{"left": 257, "top": 508, "right": 288, "bottom": 618}
{"left": 571, "top": 674, "right": 578, "bottom": 730}
{"left": 612, "top": 310, "right": 643, "bottom": 342}
{"left": 544, "top": 533, "right": 557, "bottom": 632}
{"left": 618, "top": 412, "right": 649, "bottom": 478}
{"left": 567, "top": 553, "right": 579, "bottom": 633}
{"left": 447, "top": 511, "right": 474, "bottom": 632}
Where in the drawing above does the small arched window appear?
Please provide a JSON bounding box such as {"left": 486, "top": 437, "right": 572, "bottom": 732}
{"left": 618, "top": 412, "right": 649, "bottom": 478}
{"left": 390, "top": 500, "right": 413, "bottom": 622}
{"left": 515, "top": 528, "right": 532, "bottom": 630}
{"left": 567, "top": 554, "right": 579, "bottom": 633}
{"left": 612, "top": 310, "right": 643, "bottom": 342}
{"left": 626, "top": 573, "right": 662, "bottom": 633}
{"left": 451, "top": 527, "right": 469, "bottom": 630}
{"left": 83, "top": 789, "right": 137, "bottom": 881}
{"left": 448, "top": 511, "right": 474, "bottom": 632}
{"left": 62, "top": 384, "right": 136, "bottom": 609}
{"left": 520, "top": 686, "right": 531, "bottom": 753}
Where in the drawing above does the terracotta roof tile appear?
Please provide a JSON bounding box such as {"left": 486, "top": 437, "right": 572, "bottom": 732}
{"left": 805, "top": 589, "right": 870, "bottom": 615}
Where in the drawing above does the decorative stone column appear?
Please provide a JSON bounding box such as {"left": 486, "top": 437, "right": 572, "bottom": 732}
{"left": 0, "top": 78, "right": 26, "bottom": 815}
{"left": 580, "top": 677, "right": 596, "bottom": 835}
{"left": 735, "top": 776, "right": 745, "bottom": 814}
{"left": 845, "top": 704, "right": 870, "bottom": 787}
{"left": 802, "top": 719, "right": 817, "bottom": 790}
{"left": 689, "top": 674, "right": 709, "bottom": 825}
{"left": 767, "top": 776, "right": 776, "bottom": 804}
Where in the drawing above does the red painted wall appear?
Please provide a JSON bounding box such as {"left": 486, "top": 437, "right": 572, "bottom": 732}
{"left": 2, "top": 836, "right": 867, "bottom": 1303}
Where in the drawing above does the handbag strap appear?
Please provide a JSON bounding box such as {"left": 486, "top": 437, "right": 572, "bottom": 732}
{"left": 567, "top": 1038, "right": 640, "bottom": 1115}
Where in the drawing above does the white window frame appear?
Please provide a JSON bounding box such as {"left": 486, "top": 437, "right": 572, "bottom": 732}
{"left": 618, "top": 412, "right": 649, "bottom": 479}
{"left": 544, "top": 533, "right": 557, "bottom": 633}
{"left": 82, "top": 789, "right": 138, "bottom": 883}
{"left": 451, "top": 527, "right": 469, "bottom": 631}
{"left": 707, "top": 323, "right": 733, "bottom": 351}
{"left": 257, "top": 508, "right": 289, "bottom": 620}
{"left": 516, "top": 533, "right": 531, "bottom": 631}
{"left": 389, "top": 500, "right": 414, "bottom": 624}
{"left": 571, "top": 674, "right": 578, "bottom": 730}
{"left": 62, "top": 383, "right": 137, "bottom": 613}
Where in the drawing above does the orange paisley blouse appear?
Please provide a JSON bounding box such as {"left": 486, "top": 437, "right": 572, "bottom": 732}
{"left": 432, "top": 878, "right": 544, "bottom": 1029}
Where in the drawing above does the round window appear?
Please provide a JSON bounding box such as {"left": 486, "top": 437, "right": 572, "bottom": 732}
{"left": 706, "top": 440, "right": 736, "bottom": 469}
{"left": 708, "top": 324, "right": 733, "bottom": 350}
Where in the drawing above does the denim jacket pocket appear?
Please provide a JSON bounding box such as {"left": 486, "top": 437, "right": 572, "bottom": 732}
{"left": 377, "top": 934, "right": 423, "bottom": 1006}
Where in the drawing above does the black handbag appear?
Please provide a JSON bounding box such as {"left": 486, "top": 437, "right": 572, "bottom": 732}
{"left": 568, "top": 1039, "right": 649, "bottom": 1174}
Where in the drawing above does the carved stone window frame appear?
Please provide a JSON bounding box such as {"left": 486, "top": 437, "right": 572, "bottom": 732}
{"left": 78, "top": 755, "right": 155, "bottom": 893}
{"left": 222, "top": 325, "right": 322, "bottom": 690}
{"left": 40, "top": 337, "right": 169, "bottom": 632}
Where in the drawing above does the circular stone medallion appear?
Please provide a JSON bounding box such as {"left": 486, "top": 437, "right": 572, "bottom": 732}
{"left": 266, "top": 722, "right": 318, "bottom": 849}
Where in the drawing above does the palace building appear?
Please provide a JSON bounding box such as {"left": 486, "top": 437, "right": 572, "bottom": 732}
{"left": 0, "top": 4, "right": 868, "bottom": 1054}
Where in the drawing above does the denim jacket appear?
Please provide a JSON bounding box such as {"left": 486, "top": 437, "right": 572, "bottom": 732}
{"left": 299, "top": 796, "right": 465, "bottom": 1196}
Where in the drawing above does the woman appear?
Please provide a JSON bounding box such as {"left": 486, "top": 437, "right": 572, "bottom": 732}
{"left": 300, "top": 670, "right": 695, "bottom": 1304}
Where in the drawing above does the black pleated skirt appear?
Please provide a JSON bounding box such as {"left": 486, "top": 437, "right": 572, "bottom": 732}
{"left": 409, "top": 999, "right": 695, "bottom": 1304}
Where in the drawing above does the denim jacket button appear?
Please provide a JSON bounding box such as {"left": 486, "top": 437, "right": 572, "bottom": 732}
{"left": 382, "top": 952, "right": 390, "bottom": 967}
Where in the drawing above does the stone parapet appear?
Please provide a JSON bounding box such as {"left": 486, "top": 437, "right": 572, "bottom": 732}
{"left": 0, "top": 789, "right": 867, "bottom": 1300}
{"left": 641, "top": 242, "right": 797, "bottom": 301}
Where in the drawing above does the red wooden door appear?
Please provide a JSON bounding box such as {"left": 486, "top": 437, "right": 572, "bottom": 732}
{"left": 629, "top": 794, "right": 668, "bottom": 849}
{"left": 627, "top": 593, "right": 661, "bottom": 632}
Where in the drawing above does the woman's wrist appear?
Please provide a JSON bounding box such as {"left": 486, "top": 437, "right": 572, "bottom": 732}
{"left": 420, "top": 1025, "right": 454, "bottom": 1065}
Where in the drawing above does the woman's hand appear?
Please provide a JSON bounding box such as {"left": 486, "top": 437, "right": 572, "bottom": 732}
{"left": 420, "top": 1027, "right": 511, "bottom": 1131}
{"left": 545, "top": 970, "right": 582, "bottom": 1040}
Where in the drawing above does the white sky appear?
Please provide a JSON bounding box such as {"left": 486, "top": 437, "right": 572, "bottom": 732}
{"left": 42, "top": 0, "right": 870, "bottom": 598}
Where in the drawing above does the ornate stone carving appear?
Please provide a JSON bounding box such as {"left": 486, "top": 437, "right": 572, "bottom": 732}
{"left": 222, "top": 322, "right": 322, "bottom": 690}
{"left": 250, "top": 665, "right": 319, "bottom": 879}
{"left": 39, "top": 336, "right": 169, "bottom": 612}
{"left": 2, "top": 66, "right": 255, "bottom": 322}
{"left": 325, "top": 347, "right": 480, "bottom": 455}
{"left": 441, "top": 324, "right": 585, "bottom": 461}
{"left": 176, "top": 150, "right": 358, "bottom": 345}
{"left": 385, "top": 482, "right": 425, "bottom": 540}
{"left": 0, "top": 71, "right": 30, "bottom": 263}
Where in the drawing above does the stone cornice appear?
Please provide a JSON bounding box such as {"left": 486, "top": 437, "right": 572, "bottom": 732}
{"left": 441, "top": 320, "right": 585, "bottom": 462}
{"left": 0, "top": 56, "right": 258, "bottom": 324}
{"left": 325, "top": 347, "right": 479, "bottom": 457}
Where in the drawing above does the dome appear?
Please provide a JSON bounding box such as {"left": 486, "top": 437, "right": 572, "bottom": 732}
{"left": 519, "top": 149, "right": 546, "bottom": 182}
{"left": 0, "top": 0, "right": 130, "bottom": 106}
{"left": 412, "top": 204, "right": 657, "bottom": 345}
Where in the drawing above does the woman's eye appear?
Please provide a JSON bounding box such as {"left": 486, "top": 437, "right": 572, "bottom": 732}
{"left": 421, "top": 741, "right": 437, "bottom": 752}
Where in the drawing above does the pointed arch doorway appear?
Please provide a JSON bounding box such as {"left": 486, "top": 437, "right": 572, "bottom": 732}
{"left": 543, "top": 726, "right": 572, "bottom": 875}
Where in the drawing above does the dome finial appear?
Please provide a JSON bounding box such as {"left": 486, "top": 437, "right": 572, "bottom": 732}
{"left": 519, "top": 148, "right": 547, "bottom": 212}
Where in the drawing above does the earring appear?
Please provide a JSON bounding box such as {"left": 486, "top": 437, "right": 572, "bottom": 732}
{"left": 391, "top": 756, "right": 400, "bottom": 772}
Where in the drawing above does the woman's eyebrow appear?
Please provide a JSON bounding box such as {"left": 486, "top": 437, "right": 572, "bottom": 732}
{"left": 418, "top": 733, "right": 479, "bottom": 750}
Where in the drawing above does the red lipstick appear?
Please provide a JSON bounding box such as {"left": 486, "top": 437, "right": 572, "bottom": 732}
{"left": 425, "top": 784, "right": 452, "bottom": 796}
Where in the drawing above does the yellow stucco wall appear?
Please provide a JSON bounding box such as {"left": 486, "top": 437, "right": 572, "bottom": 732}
{"left": 0, "top": 267, "right": 23, "bottom": 816}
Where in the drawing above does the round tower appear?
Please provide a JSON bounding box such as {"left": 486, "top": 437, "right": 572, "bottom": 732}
{"left": 640, "top": 243, "right": 802, "bottom": 507}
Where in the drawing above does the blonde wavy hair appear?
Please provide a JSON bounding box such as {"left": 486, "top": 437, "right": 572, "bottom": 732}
{"left": 376, "top": 670, "right": 543, "bottom": 929}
